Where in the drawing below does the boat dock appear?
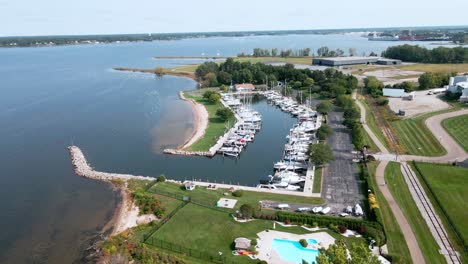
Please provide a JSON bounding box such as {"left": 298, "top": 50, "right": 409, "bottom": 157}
{"left": 187, "top": 180, "right": 321, "bottom": 198}
{"left": 303, "top": 163, "right": 316, "bottom": 194}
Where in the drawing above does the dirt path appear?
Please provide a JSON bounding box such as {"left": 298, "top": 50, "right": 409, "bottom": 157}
{"left": 355, "top": 99, "right": 389, "bottom": 154}
{"left": 375, "top": 161, "right": 426, "bottom": 264}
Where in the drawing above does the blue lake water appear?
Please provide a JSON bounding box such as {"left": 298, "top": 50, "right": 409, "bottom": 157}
{"left": 0, "top": 34, "right": 453, "bottom": 263}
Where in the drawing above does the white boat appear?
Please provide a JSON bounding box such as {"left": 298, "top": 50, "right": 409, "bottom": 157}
{"left": 285, "top": 185, "right": 301, "bottom": 191}
{"left": 256, "top": 184, "right": 277, "bottom": 190}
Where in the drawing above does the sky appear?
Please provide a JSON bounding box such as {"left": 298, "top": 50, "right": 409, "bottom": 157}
{"left": 1, "top": 0, "right": 467, "bottom": 36}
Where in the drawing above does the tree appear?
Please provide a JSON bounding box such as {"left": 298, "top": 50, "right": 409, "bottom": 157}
{"left": 299, "top": 239, "right": 308, "bottom": 248}
{"left": 157, "top": 175, "right": 166, "bottom": 182}
{"left": 203, "top": 72, "right": 218, "bottom": 87}
{"left": 364, "top": 76, "right": 384, "bottom": 97}
{"left": 271, "top": 48, "right": 278, "bottom": 57}
{"left": 349, "top": 48, "right": 357, "bottom": 56}
{"left": 400, "top": 81, "right": 415, "bottom": 92}
{"left": 217, "top": 71, "right": 232, "bottom": 85}
{"left": 239, "top": 204, "right": 255, "bottom": 218}
{"left": 317, "top": 241, "right": 380, "bottom": 264}
{"left": 308, "top": 143, "right": 334, "bottom": 165}
{"left": 349, "top": 244, "right": 380, "bottom": 264}
{"left": 303, "top": 78, "right": 315, "bottom": 88}
{"left": 154, "top": 66, "right": 165, "bottom": 77}
{"left": 203, "top": 90, "right": 215, "bottom": 99}
{"left": 317, "top": 124, "right": 334, "bottom": 140}
{"left": 317, "top": 242, "right": 348, "bottom": 264}
{"left": 316, "top": 101, "right": 332, "bottom": 115}
{"left": 208, "top": 93, "right": 221, "bottom": 103}
{"left": 216, "top": 107, "right": 233, "bottom": 121}
{"left": 317, "top": 46, "right": 330, "bottom": 57}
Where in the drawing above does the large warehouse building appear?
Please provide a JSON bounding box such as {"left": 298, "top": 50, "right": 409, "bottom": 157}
{"left": 312, "top": 57, "right": 401, "bottom": 66}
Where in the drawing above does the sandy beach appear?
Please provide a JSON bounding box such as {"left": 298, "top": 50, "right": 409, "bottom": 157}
{"left": 109, "top": 187, "right": 157, "bottom": 235}
{"left": 178, "top": 91, "right": 209, "bottom": 149}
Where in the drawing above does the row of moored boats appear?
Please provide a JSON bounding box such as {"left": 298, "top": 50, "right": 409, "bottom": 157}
{"left": 217, "top": 94, "right": 262, "bottom": 157}
{"left": 257, "top": 91, "right": 322, "bottom": 192}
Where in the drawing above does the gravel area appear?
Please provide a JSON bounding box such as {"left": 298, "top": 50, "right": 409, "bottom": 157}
{"left": 388, "top": 91, "right": 450, "bottom": 118}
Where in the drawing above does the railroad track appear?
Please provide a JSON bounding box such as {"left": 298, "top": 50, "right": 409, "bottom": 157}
{"left": 401, "top": 163, "right": 461, "bottom": 264}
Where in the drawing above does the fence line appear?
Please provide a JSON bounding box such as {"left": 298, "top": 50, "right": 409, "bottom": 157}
{"left": 145, "top": 237, "right": 241, "bottom": 264}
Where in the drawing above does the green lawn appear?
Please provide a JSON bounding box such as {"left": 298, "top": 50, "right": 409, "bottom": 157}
{"left": 366, "top": 162, "right": 412, "bottom": 263}
{"left": 183, "top": 90, "right": 236, "bottom": 151}
{"left": 442, "top": 114, "right": 468, "bottom": 152}
{"left": 150, "top": 203, "right": 365, "bottom": 264}
{"left": 312, "top": 166, "right": 322, "bottom": 193}
{"left": 391, "top": 111, "right": 447, "bottom": 156}
{"left": 384, "top": 162, "right": 446, "bottom": 264}
{"left": 412, "top": 162, "right": 468, "bottom": 262}
{"left": 149, "top": 182, "right": 324, "bottom": 210}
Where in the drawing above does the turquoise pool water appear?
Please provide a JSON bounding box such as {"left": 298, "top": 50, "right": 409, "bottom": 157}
{"left": 272, "top": 238, "right": 319, "bottom": 263}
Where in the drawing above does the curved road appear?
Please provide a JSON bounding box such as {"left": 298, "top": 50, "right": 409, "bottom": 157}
{"left": 356, "top": 94, "right": 467, "bottom": 263}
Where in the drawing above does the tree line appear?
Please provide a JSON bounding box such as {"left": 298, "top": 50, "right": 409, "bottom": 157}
{"left": 195, "top": 58, "right": 359, "bottom": 99}
{"left": 382, "top": 44, "right": 467, "bottom": 63}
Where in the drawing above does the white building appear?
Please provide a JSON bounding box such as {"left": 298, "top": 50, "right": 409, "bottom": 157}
{"left": 446, "top": 76, "right": 468, "bottom": 102}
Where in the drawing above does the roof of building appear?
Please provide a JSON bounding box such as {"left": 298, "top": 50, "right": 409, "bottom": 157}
{"left": 235, "top": 83, "right": 255, "bottom": 89}
{"left": 377, "top": 58, "right": 402, "bottom": 62}
{"left": 314, "top": 56, "right": 380, "bottom": 62}
{"left": 383, "top": 88, "right": 406, "bottom": 97}
{"left": 234, "top": 237, "right": 251, "bottom": 249}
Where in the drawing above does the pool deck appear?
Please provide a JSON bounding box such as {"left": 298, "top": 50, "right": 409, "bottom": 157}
{"left": 256, "top": 230, "right": 335, "bottom": 263}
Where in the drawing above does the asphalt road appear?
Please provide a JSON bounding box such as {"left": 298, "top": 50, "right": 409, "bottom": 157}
{"left": 321, "top": 110, "right": 363, "bottom": 214}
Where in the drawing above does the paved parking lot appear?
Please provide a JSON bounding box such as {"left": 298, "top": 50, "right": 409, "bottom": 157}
{"left": 321, "top": 111, "right": 364, "bottom": 213}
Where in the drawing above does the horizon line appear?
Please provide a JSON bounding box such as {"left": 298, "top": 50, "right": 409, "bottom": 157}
{"left": 1, "top": 24, "right": 467, "bottom": 38}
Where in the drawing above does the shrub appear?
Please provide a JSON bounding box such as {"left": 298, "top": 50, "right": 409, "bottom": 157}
{"left": 284, "top": 219, "right": 291, "bottom": 225}
{"left": 208, "top": 92, "right": 221, "bottom": 103}
{"left": 312, "top": 222, "right": 318, "bottom": 228}
{"left": 216, "top": 107, "right": 234, "bottom": 121}
{"left": 376, "top": 97, "right": 389, "bottom": 106}
{"left": 251, "top": 239, "right": 258, "bottom": 246}
{"left": 232, "top": 190, "right": 244, "bottom": 197}
{"left": 356, "top": 225, "right": 366, "bottom": 234}
{"left": 338, "top": 225, "right": 347, "bottom": 234}
{"left": 329, "top": 223, "right": 340, "bottom": 233}
{"left": 299, "top": 239, "right": 308, "bottom": 248}
{"left": 157, "top": 175, "right": 166, "bottom": 182}
{"left": 203, "top": 90, "right": 215, "bottom": 99}
{"left": 239, "top": 204, "right": 256, "bottom": 219}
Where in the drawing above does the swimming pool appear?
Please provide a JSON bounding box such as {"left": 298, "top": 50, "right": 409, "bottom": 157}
{"left": 272, "top": 238, "right": 319, "bottom": 263}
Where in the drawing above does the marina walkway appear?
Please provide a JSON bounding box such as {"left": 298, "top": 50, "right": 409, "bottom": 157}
{"left": 189, "top": 180, "right": 321, "bottom": 198}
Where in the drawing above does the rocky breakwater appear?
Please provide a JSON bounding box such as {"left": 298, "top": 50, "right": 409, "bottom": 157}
{"left": 68, "top": 146, "right": 156, "bottom": 182}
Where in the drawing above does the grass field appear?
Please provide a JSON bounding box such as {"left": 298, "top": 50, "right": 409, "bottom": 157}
{"left": 150, "top": 202, "right": 365, "bottom": 263}
{"left": 312, "top": 166, "right": 322, "bottom": 193}
{"left": 183, "top": 90, "right": 235, "bottom": 151}
{"left": 366, "top": 162, "right": 412, "bottom": 263}
{"left": 391, "top": 110, "right": 447, "bottom": 156}
{"left": 384, "top": 162, "right": 446, "bottom": 264}
{"left": 149, "top": 181, "right": 324, "bottom": 209}
{"left": 397, "top": 63, "right": 468, "bottom": 73}
{"left": 442, "top": 114, "right": 468, "bottom": 152}
{"left": 412, "top": 162, "right": 468, "bottom": 261}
